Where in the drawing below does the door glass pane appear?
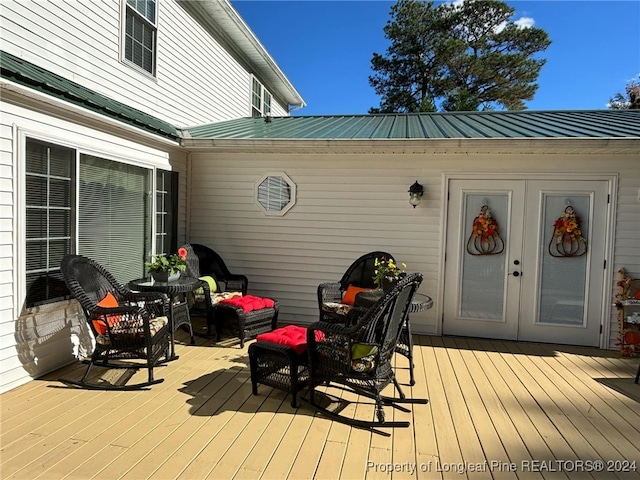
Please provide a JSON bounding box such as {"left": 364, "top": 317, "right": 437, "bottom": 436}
{"left": 78, "top": 155, "right": 151, "bottom": 284}
{"left": 537, "top": 194, "right": 589, "bottom": 326}
{"left": 460, "top": 194, "right": 508, "bottom": 320}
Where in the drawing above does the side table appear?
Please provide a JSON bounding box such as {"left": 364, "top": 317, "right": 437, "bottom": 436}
{"left": 129, "top": 276, "right": 212, "bottom": 359}
{"left": 355, "top": 290, "right": 433, "bottom": 386}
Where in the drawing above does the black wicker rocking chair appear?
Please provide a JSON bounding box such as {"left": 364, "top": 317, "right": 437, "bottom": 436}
{"left": 181, "top": 243, "right": 248, "bottom": 295}
{"left": 303, "top": 272, "right": 427, "bottom": 431}
{"left": 317, "top": 251, "right": 394, "bottom": 322}
{"left": 59, "top": 255, "right": 172, "bottom": 390}
{"left": 316, "top": 251, "right": 417, "bottom": 385}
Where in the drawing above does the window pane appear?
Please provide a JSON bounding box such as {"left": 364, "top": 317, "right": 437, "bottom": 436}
{"left": 263, "top": 91, "right": 272, "bottom": 115}
{"left": 155, "top": 170, "right": 178, "bottom": 257}
{"left": 25, "top": 175, "right": 47, "bottom": 206}
{"left": 537, "top": 195, "right": 589, "bottom": 326}
{"left": 25, "top": 240, "right": 48, "bottom": 271}
{"left": 26, "top": 208, "right": 47, "bottom": 238}
{"left": 79, "top": 155, "right": 151, "bottom": 284}
{"left": 49, "top": 209, "right": 72, "bottom": 238}
{"left": 127, "top": 0, "right": 155, "bottom": 22}
{"left": 49, "top": 178, "right": 72, "bottom": 207}
{"left": 252, "top": 78, "right": 262, "bottom": 110}
{"left": 25, "top": 271, "right": 69, "bottom": 308}
{"left": 460, "top": 194, "right": 507, "bottom": 320}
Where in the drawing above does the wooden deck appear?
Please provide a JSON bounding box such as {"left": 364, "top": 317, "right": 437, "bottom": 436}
{"left": 2, "top": 318, "right": 639, "bottom": 480}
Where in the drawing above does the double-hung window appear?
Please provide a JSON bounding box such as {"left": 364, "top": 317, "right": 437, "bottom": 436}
{"left": 24, "top": 137, "right": 177, "bottom": 308}
{"left": 124, "top": 0, "right": 157, "bottom": 75}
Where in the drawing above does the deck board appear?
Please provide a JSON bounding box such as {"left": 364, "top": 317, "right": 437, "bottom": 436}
{"left": 2, "top": 327, "right": 639, "bottom": 480}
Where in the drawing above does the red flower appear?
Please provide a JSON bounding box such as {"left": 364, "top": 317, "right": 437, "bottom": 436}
{"left": 178, "top": 247, "right": 188, "bottom": 261}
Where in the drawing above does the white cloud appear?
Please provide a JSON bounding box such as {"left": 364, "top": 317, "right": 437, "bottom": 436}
{"left": 514, "top": 17, "right": 535, "bottom": 29}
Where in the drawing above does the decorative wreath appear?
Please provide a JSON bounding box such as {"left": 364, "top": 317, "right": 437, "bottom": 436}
{"left": 548, "top": 206, "right": 587, "bottom": 257}
{"left": 466, "top": 205, "right": 504, "bottom": 256}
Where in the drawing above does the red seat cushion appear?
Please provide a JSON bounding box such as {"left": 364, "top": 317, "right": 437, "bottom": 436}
{"left": 256, "top": 325, "right": 310, "bottom": 355}
{"left": 220, "top": 295, "right": 275, "bottom": 313}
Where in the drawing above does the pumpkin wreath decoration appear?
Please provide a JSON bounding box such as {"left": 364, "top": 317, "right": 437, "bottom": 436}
{"left": 548, "top": 206, "right": 587, "bottom": 257}
{"left": 466, "top": 205, "right": 504, "bottom": 256}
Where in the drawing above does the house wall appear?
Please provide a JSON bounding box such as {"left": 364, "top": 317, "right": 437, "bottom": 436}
{"left": 186, "top": 144, "right": 640, "bottom": 350}
{"left": 0, "top": 97, "right": 188, "bottom": 394}
{"left": 0, "top": 0, "right": 290, "bottom": 126}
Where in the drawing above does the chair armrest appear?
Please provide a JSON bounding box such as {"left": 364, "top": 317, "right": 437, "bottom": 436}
{"left": 317, "top": 282, "right": 343, "bottom": 305}
{"left": 122, "top": 290, "right": 170, "bottom": 317}
{"left": 307, "top": 319, "right": 356, "bottom": 336}
{"left": 224, "top": 274, "right": 249, "bottom": 295}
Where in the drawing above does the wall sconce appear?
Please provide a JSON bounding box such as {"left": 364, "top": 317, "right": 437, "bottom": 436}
{"left": 408, "top": 181, "right": 424, "bottom": 208}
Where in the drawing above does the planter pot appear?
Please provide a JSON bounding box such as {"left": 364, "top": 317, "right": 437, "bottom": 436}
{"left": 151, "top": 270, "right": 181, "bottom": 283}
{"left": 381, "top": 276, "right": 398, "bottom": 293}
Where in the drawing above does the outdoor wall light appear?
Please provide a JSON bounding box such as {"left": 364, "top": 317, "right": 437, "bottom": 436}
{"left": 408, "top": 181, "right": 424, "bottom": 208}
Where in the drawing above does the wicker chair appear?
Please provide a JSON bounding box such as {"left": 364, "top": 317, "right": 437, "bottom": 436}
{"left": 59, "top": 255, "right": 171, "bottom": 390}
{"left": 316, "top": 251, "right": 417, "bottom": 384}
{"left": 181, "top": 243, "right": 248, "bottom": 295}
{"left": 304, "top": 272, "right": 427, "bottom": 430}
{"left": 317, "top": 251, "right": 394, "bottom": 322}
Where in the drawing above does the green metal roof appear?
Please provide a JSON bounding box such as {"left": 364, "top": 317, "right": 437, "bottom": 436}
{"left": 186, "top": 110, "right": 640, "bottom": 140}
{"left": 3, "top": 50, "right": 640, "bottom": 144}
{"left": 0, "top": 51, "right": 181, "bottom": 141}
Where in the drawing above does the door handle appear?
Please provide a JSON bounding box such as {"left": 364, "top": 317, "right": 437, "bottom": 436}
{"left": 509, "top": 271, "right": 522, "bottom": 277}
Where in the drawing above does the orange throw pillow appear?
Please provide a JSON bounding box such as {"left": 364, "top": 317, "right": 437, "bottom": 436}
{"left": 94, "top": 292, "right": 120, "bottom": 335}
{"left": 342, "top": 285, "right": 373, "bottom": 306}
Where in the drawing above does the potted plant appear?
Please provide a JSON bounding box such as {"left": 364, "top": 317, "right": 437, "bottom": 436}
{"left": 373, "top": 257, "right": 407, "bottom": 292}
{"left": 146, "top": 247, "right": 188, "bottom": 282}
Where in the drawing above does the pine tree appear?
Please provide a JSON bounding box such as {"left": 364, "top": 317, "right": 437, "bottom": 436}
{"left": 369, "top": 0, "right": 551, "bottom": 112}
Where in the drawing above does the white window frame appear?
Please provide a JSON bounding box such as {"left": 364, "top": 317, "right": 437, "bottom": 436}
{"left": 121, "top": 0, "right": 158, "bottom": 77}
{"left": 18, "top": 132, "right": 174, "bottom": 310}
{"left": 251, "top": 76, "right": 272, "bottom": 117}
{"left": 254, "top": 172, "right": 296, "bottom": 216}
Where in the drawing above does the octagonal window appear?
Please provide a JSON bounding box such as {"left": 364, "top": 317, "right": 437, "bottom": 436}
{"left": 254, "top": 172, "right": 296, "bottom": 216}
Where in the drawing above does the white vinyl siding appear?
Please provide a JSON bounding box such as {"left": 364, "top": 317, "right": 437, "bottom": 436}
{"left": 0, "top": 0, "right": 290, "bottom": 126}
{"left": 187, "top": 145, "right": 639, "bottom": 350}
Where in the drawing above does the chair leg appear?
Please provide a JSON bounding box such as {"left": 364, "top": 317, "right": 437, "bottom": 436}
{"left": 635, "top": 361, "right": 639, "bottom": 384}
{"left": 393, "top": 376, "right": 406, "bottom": 400}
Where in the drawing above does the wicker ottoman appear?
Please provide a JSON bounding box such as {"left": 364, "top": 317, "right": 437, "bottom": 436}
{"left": 248, "top": 325, "right": 310, "bottom": 407}
{"left": 211, "top": 297, "right": 279, "bottom": 348}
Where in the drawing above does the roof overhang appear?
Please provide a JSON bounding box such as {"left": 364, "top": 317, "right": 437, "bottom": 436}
{"left": 1, "top": 80, "right": 182, "bottom": 148}
{"left": 180, "top": 137, "right": 640, "bottom": 155}
{"left": 177, "top": 0, "right": 305, "bottom": 111}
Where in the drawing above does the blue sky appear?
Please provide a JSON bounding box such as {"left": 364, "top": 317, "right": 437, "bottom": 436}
{"left": 232, "top": 0, "right": 640, "bottom": 115}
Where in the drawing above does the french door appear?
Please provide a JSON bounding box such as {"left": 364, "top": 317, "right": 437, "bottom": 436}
{"left": 443, "top": 178, "right": 609, "bottom": 346}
